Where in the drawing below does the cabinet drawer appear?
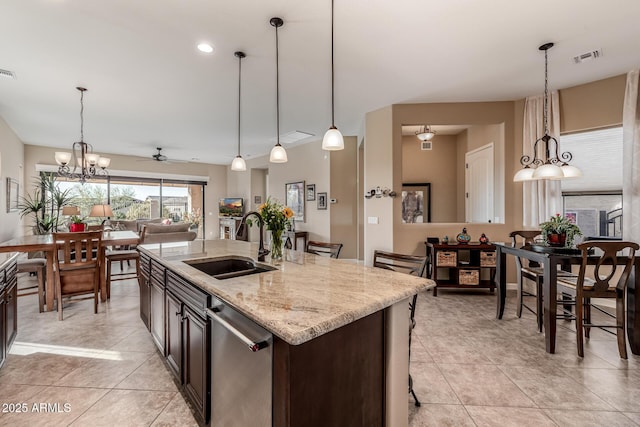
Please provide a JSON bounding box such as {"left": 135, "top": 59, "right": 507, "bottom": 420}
{"left": 140, "top": 252, "right": 151, "bottom": 275}
{"left": 166, "top": 270, "right": 210, "bottom": 314}
{"left": 459, "top": 269, "right": 479, "bottom": 285}
{"left": 437, "top": 251, "right": 457, "bottom": 267}
{"left": 480, "top": 251, "right": 496, "bottom": 267}
{"left": 151, "top": 259, "right": 165, "bottom": 283}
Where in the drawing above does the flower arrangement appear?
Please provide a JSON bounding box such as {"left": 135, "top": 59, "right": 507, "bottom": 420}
{"left": 183, "top": 208, "right": 202, "bottom": 227}
{"left": 256, "top": 197, "right": 293, "bottom": 232}
{"left": 251, "top": 197, "right": 293, "bottom": 260}
{"left": 539, "top": 213, "right": 582, "bottom": 247}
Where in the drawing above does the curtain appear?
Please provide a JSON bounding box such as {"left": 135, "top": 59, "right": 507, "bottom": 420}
{"left": 623, "top": 70, "right": 640, "bottom": 243}
{"left": 522, "top": 91, "right": 562, "bottom": 227}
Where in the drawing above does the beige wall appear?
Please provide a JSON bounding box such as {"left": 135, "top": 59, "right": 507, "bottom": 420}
{"left": 0, "top": 117, "right": 24, "bottom": 242}
{"left": 560, "top": 74, "right": 625, "bottom": 133}
{"left": 391, "top": 101, "right": 518, "bottom": 257}
{"left": 364, "top": 106, "right": 395, "bottom": 265}
{"left": 330, "top": 136, "right": 358, "bottom": 259}
{"left": 23, "top": 144, "right": 227, "bottom": 240}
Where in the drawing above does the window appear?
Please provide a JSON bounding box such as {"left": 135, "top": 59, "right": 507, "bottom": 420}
{"left": 56, "top": 175, "right": 205, "bottom": 237}
{"left": 560, "top": 127, "right": 622, "bottom": 238}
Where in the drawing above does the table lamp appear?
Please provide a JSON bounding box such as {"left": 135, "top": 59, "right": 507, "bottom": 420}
{"left": 89, "top": 204, "right": 114, "bottom": 230}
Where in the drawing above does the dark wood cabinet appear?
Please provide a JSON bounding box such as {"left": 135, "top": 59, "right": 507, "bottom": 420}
{"left": 426, "top": 242, "right": 496, "bottom": 296}
{"left": 165, "top": 271, "right": 211, "bottom": 423}
{"left": 139, "top": 252, "right": 151, "bottom": 330}
{"left": 0, "top": 256, "right": 18, "bottom": 370}
{"left": 165, "top": 290, "right": 183, "bottom": 381}
{"left": 183, "top": 305, "right": 208, "bottom": 419}
{"left": 150, "top": 260, "right": 166, "bottom": 354}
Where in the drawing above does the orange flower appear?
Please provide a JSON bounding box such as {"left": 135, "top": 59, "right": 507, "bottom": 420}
{"left": 283, "top": 207, "right": 294, "bottom": 218}
{"left": 258, "top": 203, "right": 266, "bottom": 212}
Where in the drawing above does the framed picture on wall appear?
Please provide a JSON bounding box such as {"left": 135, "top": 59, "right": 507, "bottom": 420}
{"left": 285, "top": 181, "right": 305, "bottom": 222}
{"left": 306, "top": 183, "right": 316, "bottom": 201}
{"left": 6, "top": 178, "right": 19, "bottom": 213}
{"left": 401, "top": 183, "right": 431, "bottom": 223}
{"left": 317, "top": 192, "right": 327, "bottom": 210}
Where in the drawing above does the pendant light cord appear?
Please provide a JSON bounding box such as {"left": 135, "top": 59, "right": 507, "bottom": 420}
{"left": 331, "top": 0, "right": 335, "bottom": 127}
{"left": 79, "top": 89, "right": 85, "bottom": 142}
{"left": 275, "top": 23, "right": 281, "bottom": 145}
{"left": 543, "top": 47, "right": 549, "bottom": 136}
{"left": 237, "top": 54, "right": 242, "bottom": 156}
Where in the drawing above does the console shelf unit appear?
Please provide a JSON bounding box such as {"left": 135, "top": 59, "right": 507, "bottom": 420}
{"left": 425, "top": 242, "right": 496, "bottom": 296}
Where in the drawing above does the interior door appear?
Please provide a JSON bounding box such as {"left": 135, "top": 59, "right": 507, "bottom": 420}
{"left": 465, "top": 143, "right": 494, "bottom": 223}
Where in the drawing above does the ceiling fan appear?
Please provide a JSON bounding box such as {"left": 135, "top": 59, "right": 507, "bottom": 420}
{"left": 144, "top": 147, "right": 187, "bottom": 163}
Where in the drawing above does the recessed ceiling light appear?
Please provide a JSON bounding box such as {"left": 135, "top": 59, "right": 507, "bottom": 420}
{"left": 197, "top": 43, "right": 214, "bottom": 54}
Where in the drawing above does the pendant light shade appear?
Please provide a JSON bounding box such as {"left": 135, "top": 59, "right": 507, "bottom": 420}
{"left": 269, "top": 17, "right": 288, "bottom": 163}
{"left": 231, "top": 51, "right": 247, "bottom": 172}
{"left": 322, "top": 0, "right": 344, "bottom": 151}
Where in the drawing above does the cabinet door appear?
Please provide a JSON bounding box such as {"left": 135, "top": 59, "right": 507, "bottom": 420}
{"left": 150, "top": 279, "right": 165, "bottom": 353}
{"left": 183, "top": 306, "right": 209, "bottom": 422}
{"left": 139, "top": 276, "right": 151, "bottom": 330}
{"left": 165, "top": 291, "right": 183, "bottom": 382}
{"left": 4, "top": 282, "right": 17, "bottom": 348}
{"left": 0, "top": 290, "right": 6, "bottom": 369}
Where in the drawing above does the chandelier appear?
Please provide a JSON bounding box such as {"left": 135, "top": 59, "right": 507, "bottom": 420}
{"left": 415, "top": 125, "right": 436, "bottom": 141}
{"left": 55, "top": 87, "right": 110, "bottom": 184}
{"left": 513, "top": 43, "right": 582, "bottom": 181}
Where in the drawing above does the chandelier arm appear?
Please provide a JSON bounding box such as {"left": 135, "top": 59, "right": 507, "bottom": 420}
{"left": 559, "top": 150, "right": 573, "bottom": 163}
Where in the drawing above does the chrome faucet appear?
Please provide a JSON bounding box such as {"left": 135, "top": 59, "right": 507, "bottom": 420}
{"left": 236, "top": 211, "right": 270, "bottom": 261}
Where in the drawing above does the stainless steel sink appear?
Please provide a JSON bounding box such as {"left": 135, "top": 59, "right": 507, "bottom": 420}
{"left": 183, "top": 256, "right": 276, "bottom": 280}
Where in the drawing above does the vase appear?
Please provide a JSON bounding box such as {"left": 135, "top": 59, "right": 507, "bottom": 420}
{"left": 69, "top": 223, "right": 86, "bottom": 232}
{"left": 270, "top": 229, "right": 284, "bottom": 261}
{"left": 547, "top": 233, "right": 566, "bottom": 247}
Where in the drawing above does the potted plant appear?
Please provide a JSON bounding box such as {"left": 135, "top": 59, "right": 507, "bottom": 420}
{"left": 539, "top": 213, "right": 582, "bottom": 247}
{"left": 69, "top": 215, "right": 86, "bottom": 232}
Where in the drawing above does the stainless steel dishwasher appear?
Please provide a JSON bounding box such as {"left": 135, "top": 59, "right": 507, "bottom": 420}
{"left": 206, "top": 299, "right": 273, "bottom": 426}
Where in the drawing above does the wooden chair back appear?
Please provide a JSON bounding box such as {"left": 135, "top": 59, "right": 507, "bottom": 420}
{"left": 87, "top": 224, "right": 104, "bottom": 231}
{"left": 510, "top": 230, "right": 542, "bottom": 269}
{"left": 53, "top": 231, "right": 102, "bottom": 320}
{"left": 576, "top": 240, "right": 639, "bottom": 294}
{"left": 306, "top": 240, "right": 343, "bottom": 259}
{"left": 373, "top": 250, "right": 427, "bottom": 278}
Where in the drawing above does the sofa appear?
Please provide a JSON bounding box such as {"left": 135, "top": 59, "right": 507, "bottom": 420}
{"left": 140, "top": 223, "right": 198, "bottom": 244}
{"left": 113, "top": 218, "right": 162, "bottom": 233}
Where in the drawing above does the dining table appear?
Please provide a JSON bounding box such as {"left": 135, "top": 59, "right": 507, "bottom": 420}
{"left": 495, "top": 243, "right": 640, "bottom": 355}
{"left": 0, "top": 230, "right": 140, "bottom": 312}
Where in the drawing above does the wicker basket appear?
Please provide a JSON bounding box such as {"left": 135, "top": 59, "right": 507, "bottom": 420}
{"left": 480, "top": 251, "right": 496, "bottom": 267}
{"left": 437, "top": 251, "right": 457, "bottom": 267}
{"left": 459, "top": 269, "right": 479, "bottom": 285}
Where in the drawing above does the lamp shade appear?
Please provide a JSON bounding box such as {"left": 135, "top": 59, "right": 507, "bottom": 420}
{"left": 513, "top": 167, "right": 536, "bottom": 182}
{"left": 62, "top": 206, "right": 81, "bottom": 215}
{"left": 55, "top": 151, "right": 72, "bottom": 165}
{"left": 322, "top": 127, "right": 344, "bottom": 150}
{"left": 89, "top": 204, "right": 113, "bottom": 217}
{"left": 416, "top": 131, "right": 435, "bottom": 141}
{"left": 561, "top": 164, "right": 582, "bottom": 179}
{"left": 532, "top": 163, "right": 564, "bottom": 179}
{"left": 97, "top": 157, "right": 111, "bottom": 169}
{"left": 231, "top": 156, "right": 247, "bottom": 171}
{"left": 270, "top": 144, "right": 288, "bottom": 163}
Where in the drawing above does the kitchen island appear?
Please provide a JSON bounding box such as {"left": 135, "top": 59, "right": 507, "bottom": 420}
{"left": 138, "top": 239, "right": 433, "bottom": 427}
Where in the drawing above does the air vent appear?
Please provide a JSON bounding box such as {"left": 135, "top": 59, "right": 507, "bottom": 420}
{"left": 573, "top": 49, "right": 602, "bottom": 64}
{"left": 421, "top": 141, "right": 432, "bottom": 151}
{"left": 0, "top": 69, "right": 16, "bottom": 79}
{"left": 270, "top": 130, "right": 314, "bottom": 144}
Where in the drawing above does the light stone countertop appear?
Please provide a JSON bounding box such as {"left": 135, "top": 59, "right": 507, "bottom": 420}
{"left": 139, "top": 239, "right": 434, "bottom": 345}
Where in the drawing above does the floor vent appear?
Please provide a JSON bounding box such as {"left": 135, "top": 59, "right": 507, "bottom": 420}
{"left": 573, "top": 49, "right": 602, "bottom": 64}
{"left": 421, "top": 141, "right": 432, "bottom": 151}
{"left": 0, "top": 69, "right": 16, "bottom": 79}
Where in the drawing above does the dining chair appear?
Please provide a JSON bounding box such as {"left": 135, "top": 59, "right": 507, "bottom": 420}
{"left": 556, "top": 240, "right": 639, "bottom": 358}
{"left": 372, "top": 250, "right": 427, "bottom": 407}
{"left": 53, "top": 231, "right": 102, "bottom": 321}
{"left": 510, "top": 230, "right": 545, "bottom": 331}
{"left": 17, "top": 257, "right": 46, "bottom": 313}
{"left": 306, "top": 240, "right": 343, "bottom": 259}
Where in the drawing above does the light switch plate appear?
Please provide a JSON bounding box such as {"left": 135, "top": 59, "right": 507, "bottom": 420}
{"left": 368, "top": 216, "right": 379, "bottom": 224}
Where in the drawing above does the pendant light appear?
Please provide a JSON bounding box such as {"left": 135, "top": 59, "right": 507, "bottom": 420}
{"left": 415, "top": 125, "right": 436, "bottom": 141}
{"left": 322, "top": 0, "right": 344, "bottom": 151}
{"left": 514, "top": 43, "right": 582, "bottom": 182}
{"left": 269, "top": 17, "right": 288, "bottom": 163}
{"left": 231, "top": 51, "right": 247, "bottom": 171}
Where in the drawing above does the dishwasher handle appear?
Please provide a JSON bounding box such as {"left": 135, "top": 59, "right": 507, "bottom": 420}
{"left": 206, "top": 307, "right": 269, "bottom": 352}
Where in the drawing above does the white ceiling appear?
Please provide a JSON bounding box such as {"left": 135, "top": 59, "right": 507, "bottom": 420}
{"left": 1, "top": 0, "right": 639, "bottom": 166}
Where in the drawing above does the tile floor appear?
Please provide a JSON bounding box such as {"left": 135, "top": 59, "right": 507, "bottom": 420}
{"left": 2, "top": 269, "right": 640, "bottom": 426}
